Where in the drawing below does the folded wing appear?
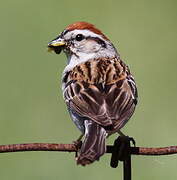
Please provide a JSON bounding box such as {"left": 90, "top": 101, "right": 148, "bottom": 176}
{"left": 62, "top": 57, "right": 137, "bottom": 133}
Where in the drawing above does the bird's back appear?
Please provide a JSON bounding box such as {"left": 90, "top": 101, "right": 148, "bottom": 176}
{"left": 62, "top": 57, "right": 137, "bottom": 133}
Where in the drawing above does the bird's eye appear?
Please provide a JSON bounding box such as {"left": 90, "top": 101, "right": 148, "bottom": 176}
{"left": 75, "top": 34, "right": 84, "bottom": 41}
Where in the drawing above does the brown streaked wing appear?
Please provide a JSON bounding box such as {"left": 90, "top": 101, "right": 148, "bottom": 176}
{"left": 105, "top": 79, "right": 137, "bottom": 131}
{"left": 63, "top": 57, "right": 137, "bottom": 132}
{"left": 64, "top": 80, "right": 113, "bottom": 127}
{"left": 64, "top": 79, "right": 136, "bottom": 131}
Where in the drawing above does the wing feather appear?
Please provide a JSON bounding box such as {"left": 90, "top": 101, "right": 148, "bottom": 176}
{"left": 62, "top": 57, "right": 138, "bottom": 133}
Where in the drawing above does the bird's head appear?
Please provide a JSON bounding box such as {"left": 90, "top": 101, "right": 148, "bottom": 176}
{"left": 48, "top": 22, "right": 118, "bottom": 66}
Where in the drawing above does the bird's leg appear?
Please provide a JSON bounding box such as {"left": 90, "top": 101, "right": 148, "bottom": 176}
{"left": 73, "top": 134, "right": 84, "bottom": 159}
{"left": 106, "top": 130, "right": 126, "bottom": 139}
{"left": 117, "top": 130, "right": 136, "bottom": 146}
{"left": 117, "top": 130, "right": 126, "bottom": 137}
{"left": 73, "top": 134, "right": 83, "bottom": 148}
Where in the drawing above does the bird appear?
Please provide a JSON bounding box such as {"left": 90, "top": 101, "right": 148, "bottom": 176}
{"left": 47, "top": 22, "right": 138, "bottom": 166}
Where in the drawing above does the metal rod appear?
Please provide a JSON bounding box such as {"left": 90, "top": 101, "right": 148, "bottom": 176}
{"left": 123, "top": 155, "right": 131, "bottom": 180}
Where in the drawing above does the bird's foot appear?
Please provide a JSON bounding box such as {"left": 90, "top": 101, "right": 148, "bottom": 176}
{"left": 73, "top": 140, "right": 82, "bottom": 159}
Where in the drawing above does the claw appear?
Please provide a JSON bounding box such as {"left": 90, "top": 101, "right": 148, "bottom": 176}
{"left": 73, "top": 135, "right": 83, "bottom": 159}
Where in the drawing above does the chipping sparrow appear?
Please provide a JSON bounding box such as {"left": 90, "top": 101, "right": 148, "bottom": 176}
{"left": 48, "top": 22, "right": 138, "bottom": 166}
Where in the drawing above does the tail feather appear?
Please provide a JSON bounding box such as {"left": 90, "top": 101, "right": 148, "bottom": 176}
{"left": 77, "top": 120, "right": 107, "bottom": 166}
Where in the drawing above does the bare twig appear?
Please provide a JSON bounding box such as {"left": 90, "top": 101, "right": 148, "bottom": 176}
{"left": 0, "top": 143, "right": 176, "bottom": 156}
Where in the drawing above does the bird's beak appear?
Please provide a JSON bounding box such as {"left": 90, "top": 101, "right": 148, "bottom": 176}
{"left": 47, "top": 37, "right": 66, "bottom": 54}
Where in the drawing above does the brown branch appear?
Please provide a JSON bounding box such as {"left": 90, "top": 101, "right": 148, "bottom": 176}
{"left": 0, "top": 143, "right": 176, "bottom": 155}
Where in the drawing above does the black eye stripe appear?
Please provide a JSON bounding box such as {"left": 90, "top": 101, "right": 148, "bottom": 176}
{"left": 63, "top": 30, "right": 69, "bottom": 36}
{"left": 59, "top": 30, "right": 70, "bottom": 38}
{"left": 60, "top": 31, "right": 107, "bottom": 48}
{"left": 86, "top": 36, "right": 107, "bottom": 48}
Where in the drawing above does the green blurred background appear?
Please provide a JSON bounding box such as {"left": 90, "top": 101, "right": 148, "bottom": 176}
{"left": 0, "top": 0, "right": 177, "bottom": 179}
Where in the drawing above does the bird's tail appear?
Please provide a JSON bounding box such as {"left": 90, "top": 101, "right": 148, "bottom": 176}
{"left": 77, "top": 120, "right": 107, "bottom": 166}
